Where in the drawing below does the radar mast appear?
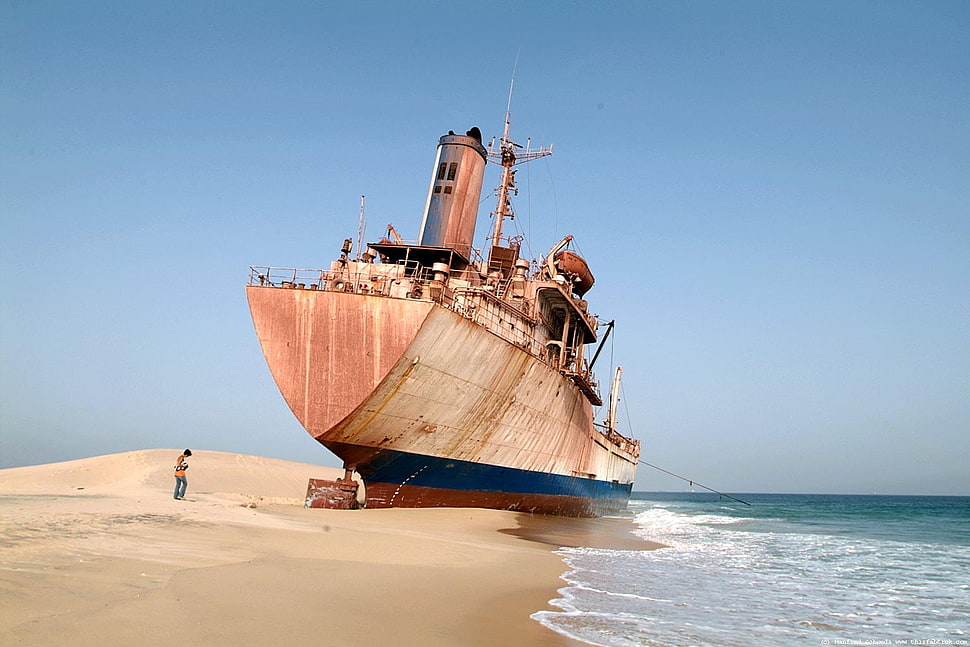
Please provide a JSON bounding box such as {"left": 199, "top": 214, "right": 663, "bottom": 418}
{"left": 486, "top": 79, "right": 553, "bottom": 252}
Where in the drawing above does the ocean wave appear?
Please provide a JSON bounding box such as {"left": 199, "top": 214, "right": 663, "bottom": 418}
{"left": 540, "top": 498, "right": 970, "bottom": 647}
{"left": 633, "top": 506, "right": 756, "bottom": 530}
{"left": 558, "top": 578, "right": 673, "bottom": 604}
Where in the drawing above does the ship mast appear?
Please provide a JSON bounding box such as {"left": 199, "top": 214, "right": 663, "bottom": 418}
{"left": 355, "top": 195, "right": 366, "bottom": 260}
{"left": 605, "top": 366, "right": 623, "bottom": 433}
{"left": 487, "top": 80, "right": 552, "bottom": 249}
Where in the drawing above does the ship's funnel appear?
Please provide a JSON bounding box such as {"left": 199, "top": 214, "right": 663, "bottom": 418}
{"left": 417, "top": 128, "right": 487, "bottom": 259}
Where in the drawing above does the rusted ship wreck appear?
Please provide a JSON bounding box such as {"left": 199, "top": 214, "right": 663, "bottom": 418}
{"left": 246, "top": 115, "right": 640, "bottom": 516}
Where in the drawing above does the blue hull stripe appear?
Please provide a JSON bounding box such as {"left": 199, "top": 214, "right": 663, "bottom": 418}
{"left": 326, "top": 442, "right": 634, "bottom": 503}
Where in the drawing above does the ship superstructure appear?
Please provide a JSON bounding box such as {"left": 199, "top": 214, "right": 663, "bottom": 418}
{"left": 246, "top": 114, "right": 639, "bottom": 516}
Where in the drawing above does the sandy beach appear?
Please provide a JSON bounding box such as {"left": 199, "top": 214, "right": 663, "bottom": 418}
{"left": 0, "top": 449, "right": 658, "bottom": 646}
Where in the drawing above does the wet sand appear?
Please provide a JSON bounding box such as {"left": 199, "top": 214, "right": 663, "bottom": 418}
{"left": 0, "top": 449, "right": 656, "bottom": 646}
{"left": 503, "top": 512, "right": 663, "bottom": 551}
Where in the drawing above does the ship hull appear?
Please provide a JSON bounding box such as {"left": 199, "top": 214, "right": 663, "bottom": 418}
{"left": 247, "top": 284, "right": 638, "bottom": 517}
{"left": 325, "top": 442, "right": 633, "bottom": 516}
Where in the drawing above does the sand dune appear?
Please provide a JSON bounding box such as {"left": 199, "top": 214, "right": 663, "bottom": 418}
{"left": 0, "top": 449, "right": 345, "bottom": 500}
{"left": 0, "top": 450, "right": 586, "bottom": 646}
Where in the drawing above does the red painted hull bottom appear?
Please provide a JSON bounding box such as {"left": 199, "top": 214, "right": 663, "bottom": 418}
{"left": 363, "top": 482, "right": 618, "bottom": 517}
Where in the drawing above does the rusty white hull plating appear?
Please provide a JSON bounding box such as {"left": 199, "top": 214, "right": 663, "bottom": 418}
{"left": 247, "top": 285, "right": 638, "bottom": 516}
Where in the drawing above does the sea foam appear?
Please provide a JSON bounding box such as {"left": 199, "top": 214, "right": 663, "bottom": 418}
{"left": 534, "top": 494, "right": 970, "bottom": 647}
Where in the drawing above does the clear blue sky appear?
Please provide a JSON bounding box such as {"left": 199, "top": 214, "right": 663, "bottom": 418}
{"left": 2, "top": 1, "right": 967, "bottom": 495}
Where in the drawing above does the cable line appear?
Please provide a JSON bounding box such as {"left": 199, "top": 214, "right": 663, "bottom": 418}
{"left": 595, "top": 319, "right": 747, "bottom": 506}
{"left": 637, "top": 459, "right": 751, "bottom": 506}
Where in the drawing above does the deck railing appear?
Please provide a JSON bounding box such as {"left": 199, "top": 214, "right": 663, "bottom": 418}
{"left": 249, "top": 266, "right": 332, "bottom": 289}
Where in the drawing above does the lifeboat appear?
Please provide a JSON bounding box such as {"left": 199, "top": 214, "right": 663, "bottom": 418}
{"left": 554, "top": 249, "right": 595, "bottom": 296}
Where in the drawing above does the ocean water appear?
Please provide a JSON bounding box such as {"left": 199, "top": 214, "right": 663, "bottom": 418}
{"left": 534, "top": 493, "right": 970, "bottom": 646}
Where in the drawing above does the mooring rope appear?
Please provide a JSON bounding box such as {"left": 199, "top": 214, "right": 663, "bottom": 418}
{"left": 636, "top": 459, "right": 751, "bottom": 506}
{"left": 603, "top": 325, "right": 749, "bottom": 506}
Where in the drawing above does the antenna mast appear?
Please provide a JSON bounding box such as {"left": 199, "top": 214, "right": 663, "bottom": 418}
{"left": 487, "top": 75, "right": 552, "bottom": 249}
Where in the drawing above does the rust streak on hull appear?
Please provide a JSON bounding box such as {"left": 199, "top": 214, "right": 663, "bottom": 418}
{"left": 246, "top": 286, "right": 434, "bottom": 435}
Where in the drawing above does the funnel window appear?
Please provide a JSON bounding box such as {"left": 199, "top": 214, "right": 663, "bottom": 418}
{"left": 447, "top": 162, "right": 458, "bottom": 181}
{"left": 437, "top": 163, "right": 447, "bottom": 180}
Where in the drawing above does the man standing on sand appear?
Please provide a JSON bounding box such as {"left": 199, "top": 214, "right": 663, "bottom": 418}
{"left": 174, "top": 449, "right": 192, "bottom": 500}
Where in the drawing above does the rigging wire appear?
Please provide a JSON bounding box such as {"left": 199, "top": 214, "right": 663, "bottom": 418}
{"left": 608, "top": 317, "right": 615, "bottom": 376}
{"left": 611, "top": 328, "right": 750, "bottom": 507}
{"left": 544, "top": 153, "right": 559, "bottom": 241}
{"left": 526, "top": 138, "right": 532, "bottom": 250}
{"left": 636, "top": 459, "right": 751, "bottom": 506}
{"left": 620, "top": 377, "right": 634, "bottom": 436}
